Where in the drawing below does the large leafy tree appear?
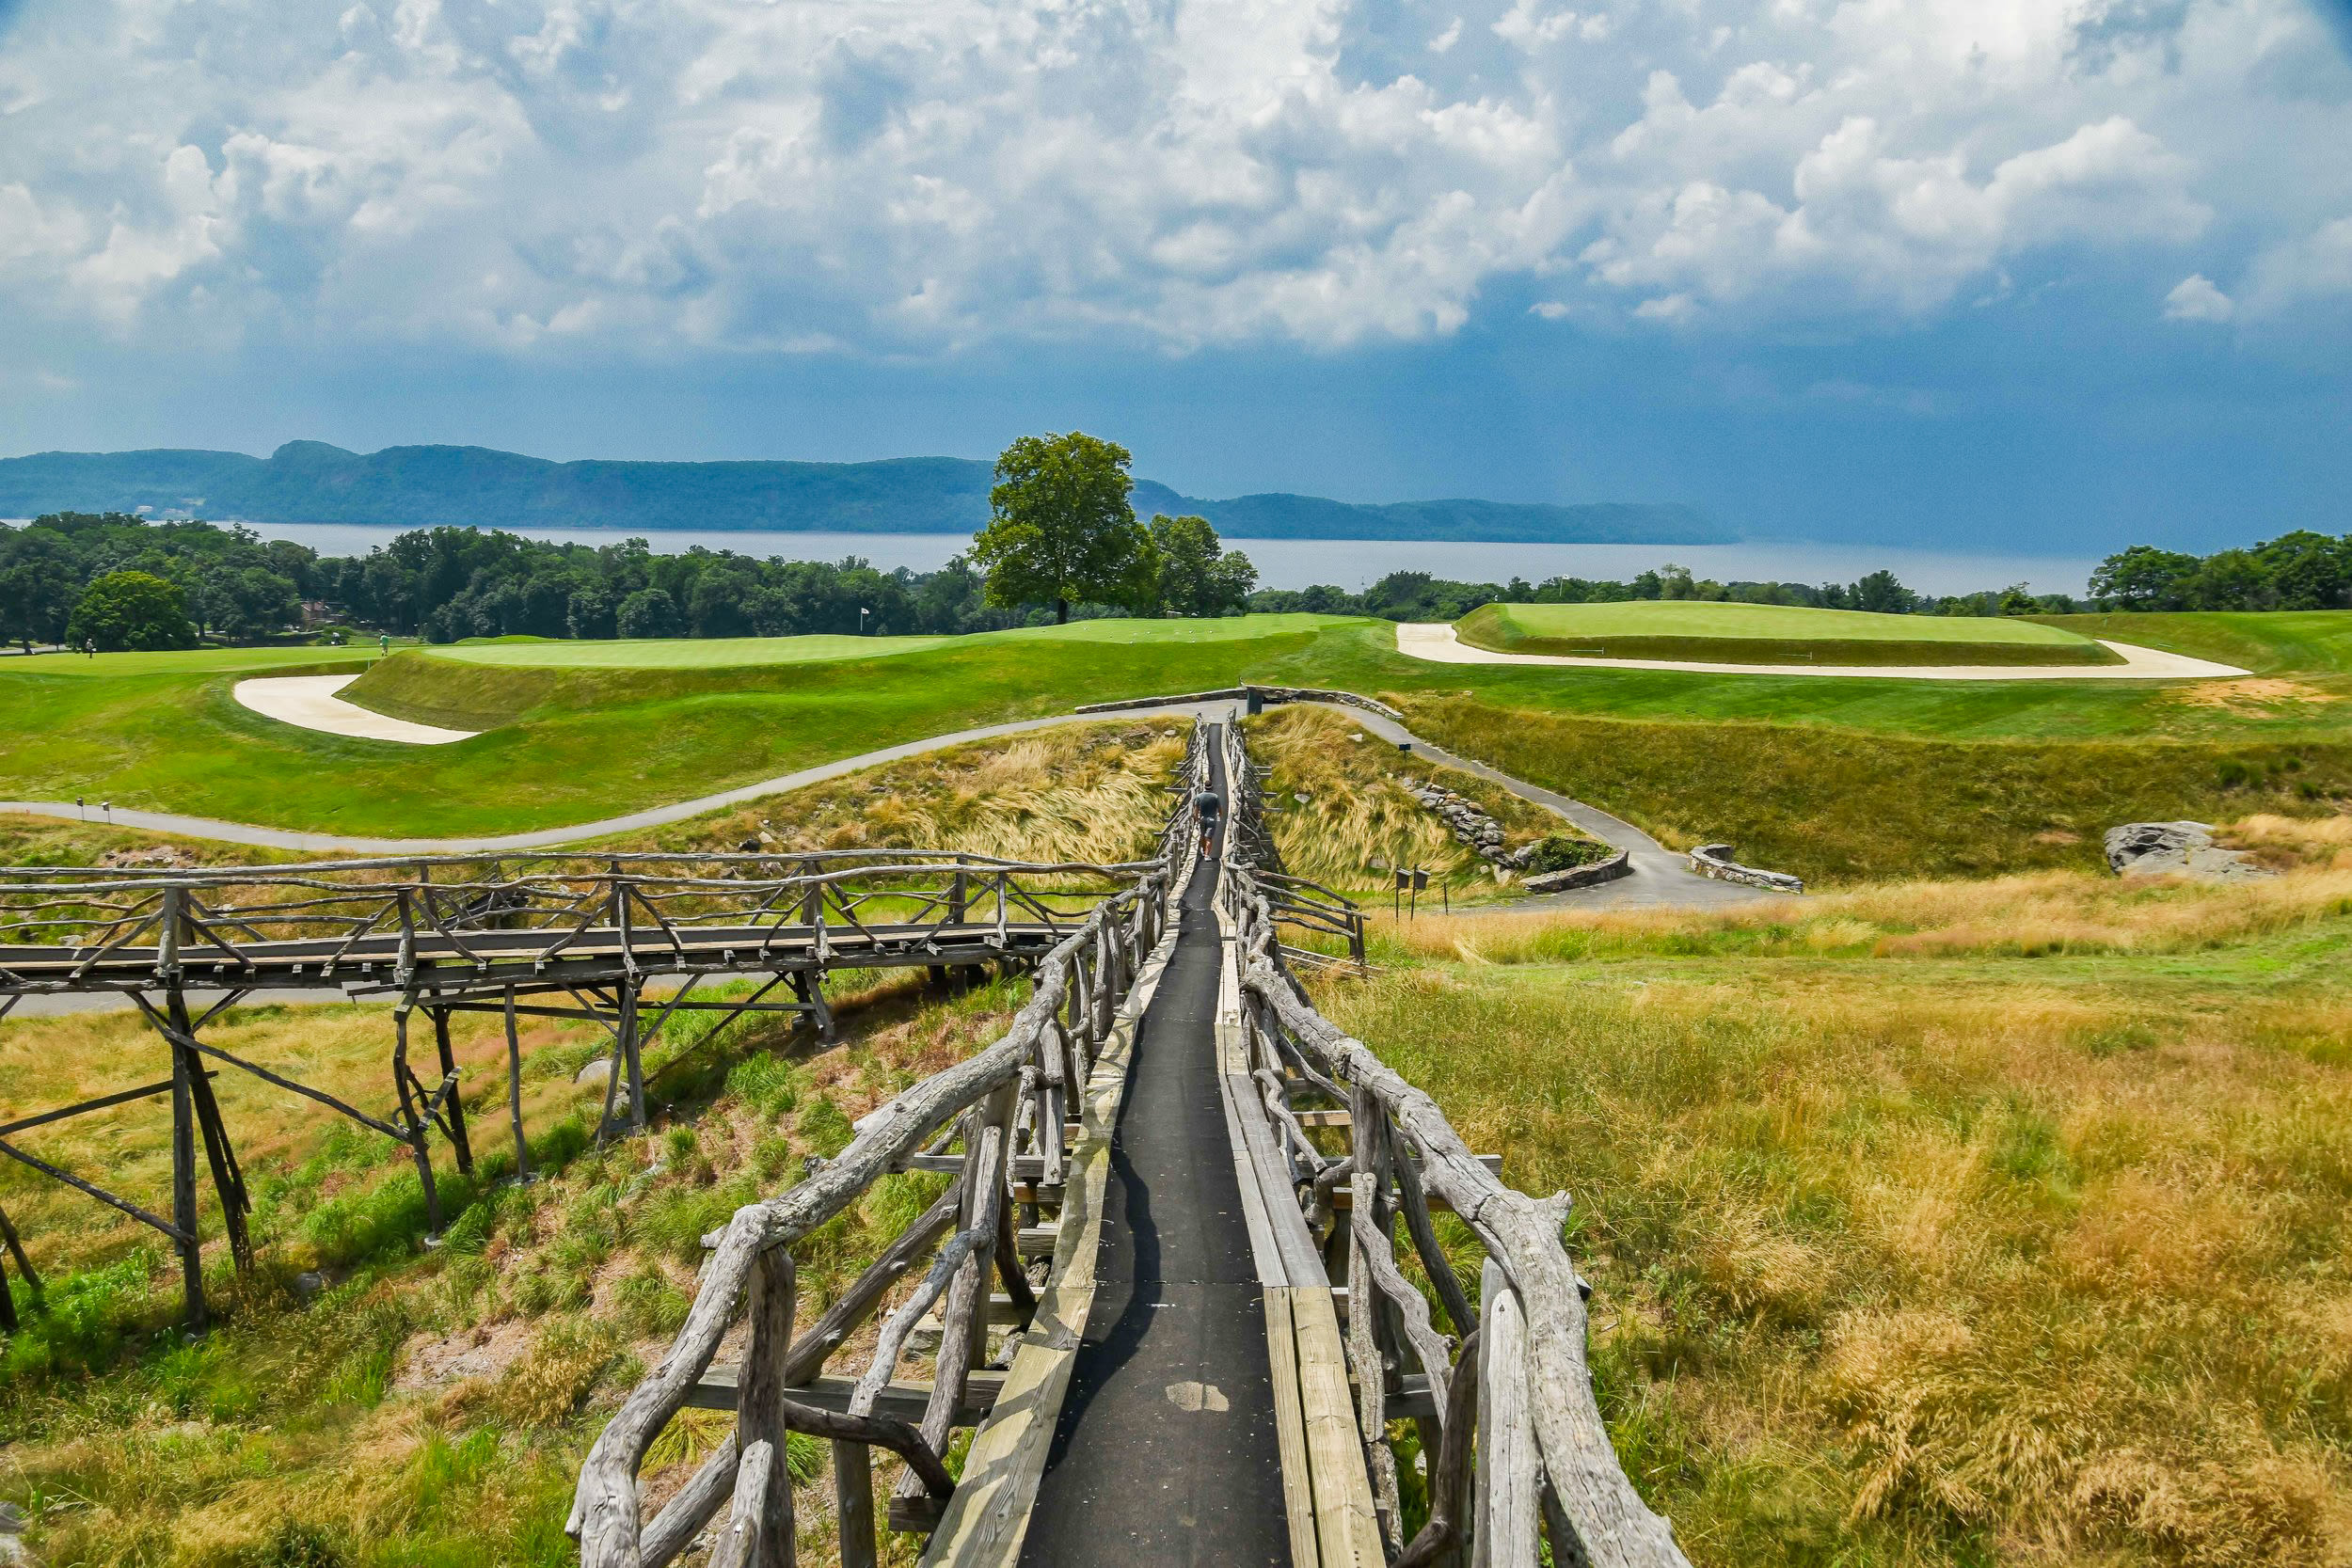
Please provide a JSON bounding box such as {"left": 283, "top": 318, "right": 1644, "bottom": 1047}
{"left": 65, "top": 571, "right": 200, "bottom": 652}
{"left": 2090, "top": 544, "right": 2201, "bottom": 610}
{"left": 0, "top": 530, "right": 82, "bottom": 650}
{"left": 1147, "top": 513, "right": 1258, "bottom": 616}
{"left": 972, "top": 432, "right": 1151, "bottom": 623}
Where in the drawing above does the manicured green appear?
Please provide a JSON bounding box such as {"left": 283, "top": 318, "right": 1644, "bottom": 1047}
{"left": 1476, "top": 600, "right": 2092, "bottom": 645}
{"left": 0, "top": 644, "right": 378, "bottom": 678}
{"left": 1458, "top": 600, "right": 2116, "bottom": 666}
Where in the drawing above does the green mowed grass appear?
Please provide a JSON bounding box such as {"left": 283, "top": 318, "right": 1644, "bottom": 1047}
{"left": 8, "top": 613, "right": 2352, "bottom": 877}
{"left": 1472, "top": 600, "right": 2092, "bottom": 644}
{"left": 1459, "top": 600, "right": 2116, "bottom": 666}
{"left": 2036, "top": 610, "right": 2352, "bottom": 674}
{"left": 0, "top": 619, "right": 1382, "bottom": 835}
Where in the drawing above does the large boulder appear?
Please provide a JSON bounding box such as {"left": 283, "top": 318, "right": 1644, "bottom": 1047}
{"left": 2103, "top": 821, "right": 2274, "bottom": 881}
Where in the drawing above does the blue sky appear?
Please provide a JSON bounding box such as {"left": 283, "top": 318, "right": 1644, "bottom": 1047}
{"left": 2, "top": 0, "right": 2348, "bottom": 551}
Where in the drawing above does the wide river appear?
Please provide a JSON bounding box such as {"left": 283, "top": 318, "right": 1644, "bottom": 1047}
{"left": 215, "top": 522, "right": 2098, "bottom": 597}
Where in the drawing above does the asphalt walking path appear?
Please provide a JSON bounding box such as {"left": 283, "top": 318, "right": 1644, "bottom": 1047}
{"left": 1018, "top": 735, "right": 1291, "bottom": 1566}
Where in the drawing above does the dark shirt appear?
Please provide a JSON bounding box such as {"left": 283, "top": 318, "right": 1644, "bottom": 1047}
{"left": 1193, "top": 790, "right": 1223, "bottom": 821}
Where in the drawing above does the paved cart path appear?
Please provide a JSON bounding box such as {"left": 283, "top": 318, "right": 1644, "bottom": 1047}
{"left": 1019, "top": 736, "right": 1291, "bottom": 1566}
{"left": 1395, "top": 621, "right": 2249, "bottom": 680}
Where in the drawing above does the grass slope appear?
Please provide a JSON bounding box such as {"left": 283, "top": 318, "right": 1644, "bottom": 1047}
{"left": 1402, "top": 693, "right": 2352, "bottom": 884}
{"left": 1320, "top": 865, "right": 2352, "bottom": 1567}
{"left": 1459, "top": 601, "right": 2119, "bottom": 667}
{"left": 1246, "top": 704, "right": 1596, "bottom": 892}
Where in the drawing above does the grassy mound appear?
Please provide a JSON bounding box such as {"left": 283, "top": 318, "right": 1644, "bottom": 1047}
{"left": 1318, "top": 863, "right": 2352, "bottom": 1566}
{"left": 1457, "top": 601, "right": 2121, "bottom": 667}
{"left": 1401, "top": 692, "right": 2352, "bottom": 884}
{"left": 423, "top": 612, "right": 1345, "bottom": 670}
{"left": 11, "top": 612, "right": 2352, "bottom": 882}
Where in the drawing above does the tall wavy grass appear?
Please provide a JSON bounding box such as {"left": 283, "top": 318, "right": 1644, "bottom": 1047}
{"left": 1318, "top": 871, "right": 2352, "bottom": 1566}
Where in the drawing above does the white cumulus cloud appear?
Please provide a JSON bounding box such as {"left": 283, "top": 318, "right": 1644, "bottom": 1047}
{"left": 0, "top": 0, "right": 2344, "bottom": 356}
{"left": 2164, "top": 273, "right": 2235, "bottom": 323}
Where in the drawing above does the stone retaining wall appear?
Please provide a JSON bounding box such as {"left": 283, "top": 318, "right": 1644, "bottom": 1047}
{"left": 1690, "top": 844, "right": 1804, "bottom": 894}
{"left": 1522, "top": 849, "right": 1633, "bottom": 893}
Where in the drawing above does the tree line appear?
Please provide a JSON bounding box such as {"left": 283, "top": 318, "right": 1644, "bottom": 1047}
{"left": 8, "top": 427, "right": 2342, "bottom": 652}
{"left": 2088, "top": 532, "right": 2352, "bottom": 610}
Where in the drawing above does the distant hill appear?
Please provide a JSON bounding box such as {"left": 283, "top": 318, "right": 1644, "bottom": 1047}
{"left": 0, "top": 441, "right": 1732, "bottom": 546}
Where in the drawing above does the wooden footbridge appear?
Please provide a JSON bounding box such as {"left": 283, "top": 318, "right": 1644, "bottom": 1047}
{"left": 0, "top": 714, "right": 1689, "bottom": 1565}
{"left": 0, "top": 840, "right": 1182, "bottom": 1329}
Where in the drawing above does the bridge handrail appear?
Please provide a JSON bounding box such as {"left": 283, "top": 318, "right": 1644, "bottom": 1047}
{"left": 0, "top": 855, "right": 1170, "bottom": 972}
{"left": 567, "top": 721, "right": 1214, "bottom": 1567}
{"left": 1216, "top": 721, "right": 1688, "bottom": 1568}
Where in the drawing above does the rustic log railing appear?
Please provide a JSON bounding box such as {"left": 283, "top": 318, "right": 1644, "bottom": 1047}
{"left": 1217, "top": 721, "right": 1691, "bottom": 1568}
{"left": 0, "top": 813, "right": 1200, "bottom": 1332}
{"left": 567, "top": 722, "right": 1212, "bottom": 1568}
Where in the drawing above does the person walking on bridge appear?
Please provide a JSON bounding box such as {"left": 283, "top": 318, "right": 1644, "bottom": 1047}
{"left": 1193, "top": 783, "right": 1224, "bottom": 859}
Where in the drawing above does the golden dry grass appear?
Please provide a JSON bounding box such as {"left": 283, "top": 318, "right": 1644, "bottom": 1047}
{"left": 2218, "top": 810, "right": 2352, "bottom": 871}
{"left": 1316, "top": 873, "right": 2352, "bottom": 1567}
{"left": 601, "top": 718, "right": 1187, "bottom": 864}
{"left": 1376, "top": 861, "right": 2352, "bottom": 965}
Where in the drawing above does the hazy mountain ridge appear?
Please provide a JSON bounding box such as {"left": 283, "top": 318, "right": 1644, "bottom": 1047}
{"left": 0, "top": 441, "right": 1732, "bottom": 545}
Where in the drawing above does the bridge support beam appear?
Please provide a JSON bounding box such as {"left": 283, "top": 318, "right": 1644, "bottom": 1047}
{"left": 0, "top": 1202, "right": 35, "bottom": 1333}
{"left": 168, "top": 1028, "right": 207, "bottom": 1332}
{"left": 391, "top": 1006, "right": 446, "bottom": 1234}
{"left": 431, "top": 1006, "right": 474, "bottom": 1177}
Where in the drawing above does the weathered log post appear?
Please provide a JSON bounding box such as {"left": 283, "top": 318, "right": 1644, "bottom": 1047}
{"left": 1396, "top": 1328, "right": 1484, "bottom": 1568}
{"left": 1349, "top": 1076, "right": 1405, "bottom": 1550}
{"left": 502, "top": 987, "right": 532, "bottom": 1180}
{"left": 173, "top": 985, "right": 252, "bottom": 1277}
{"left": 390, "top": 1006, "right": 445, "bottom": 1233}
{"left": 738, "top": 1244, "right": 800, "bottom": 1567}
{"left": 1474, "top": 1259, "right": 1539, "bottom": 1568}
{"left": 0, "top": 1203, "right": 36, "bottom": 1333}
{"left": 618, "top": 981, "right": 648, "bottom": 1135}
